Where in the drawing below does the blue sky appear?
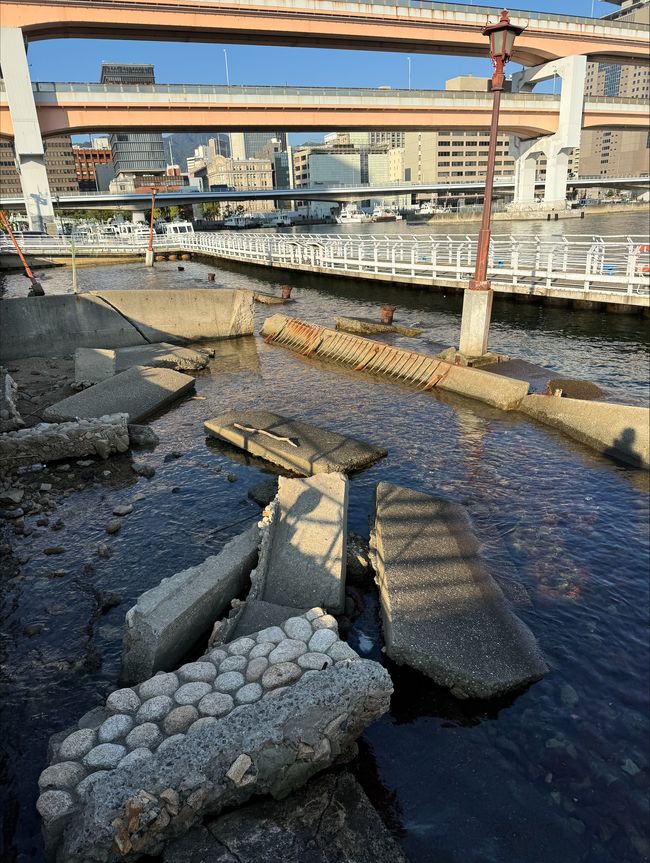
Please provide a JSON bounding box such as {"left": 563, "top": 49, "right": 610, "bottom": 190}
{"left": 26, "top": 0, "right": 613, "bottom": 145}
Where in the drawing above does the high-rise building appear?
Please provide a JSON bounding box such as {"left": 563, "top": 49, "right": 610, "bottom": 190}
{"left": 229, "top": 132, "right": 287, "bottom": 160}
{"left": 578, "top": 0, "right": 649, "bottom": 182}
{"left": 72, "top": 144, "right": 113, "bottom": 191}
{"left": 100, "top": 63, "right": 166, "bottom": 177}
{"left": 0, "top": 136, "right": 79, "bottom": 197}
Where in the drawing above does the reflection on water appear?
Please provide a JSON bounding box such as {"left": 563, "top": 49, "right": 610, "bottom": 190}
{"left": 0, "top": 210, "right": 648, "bottom": 863}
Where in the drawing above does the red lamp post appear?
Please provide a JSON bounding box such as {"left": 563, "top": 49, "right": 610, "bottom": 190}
{"left": 458, "top": 9, "right": 524, "bottom": 358}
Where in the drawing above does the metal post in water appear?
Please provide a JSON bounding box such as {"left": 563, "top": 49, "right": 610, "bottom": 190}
{"left": 0, "top": 209, "right": 44, "bottom": 295}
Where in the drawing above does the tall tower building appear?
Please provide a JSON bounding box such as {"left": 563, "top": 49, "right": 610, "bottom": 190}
{"left": 578, "top": 0, "right": 650, "bottom": 181}
{"left": 99, "top": 63, "right": 166, "bottom": 176}
{"left": 229, "top": 132, "right": 288, "bottom": 160}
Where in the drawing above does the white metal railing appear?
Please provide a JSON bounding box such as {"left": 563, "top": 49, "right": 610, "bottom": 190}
{"left": 2, "top": 232, "right": 649, "bottom": 297}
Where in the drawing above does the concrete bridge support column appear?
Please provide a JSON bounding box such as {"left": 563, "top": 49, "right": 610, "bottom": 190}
{"left": 0, "top": 28, "right": 55, "bottom": 234}
{"left": 512, "top": 147, "right": 538, "bottom": 206}
{"left": 544, "top": 146, "right": 572, "bottom": 207}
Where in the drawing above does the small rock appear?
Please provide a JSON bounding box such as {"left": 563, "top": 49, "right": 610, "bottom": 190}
{"left": 112, "top": 504, "right": 133, "bottom": 517}
{"left": 118, "top": 747, "right": 153, "bottom": 769}
{"left": 269, "top": 639, "right": 307, "bottom": 664}
{"left": 328, "top": 642, "right": 358, "bottom": 662}
{"left": 283, "top": 616, "right": 313, "bottom": 641}
{"left": 226, "top": 473, "right": 237, "bottom": 483}
{"left": 622, "top": 758, "right": 641, "bottom": 776}
{"left": 98, "top": 714, "right": 134, "bottom": 743}
{"left": 132, "top": 463, "right": 155, "bottom": 479}
{"left": 105, "top": 519, "right": 121, "bottom": 535}
{"left": 24, "top": 623, "right": 45, "bottom": 637}
{"left": 312, "top": 613, "right": 338, "bottom": 632}
{"left": 219, "top": 655, "right": 247, "bottom": 673}
{"left": 125, "top": 723, "right": 163, "bottom": 751}
{"left": 138, "top": 672, "right": 179, "bottom": 700}
{"left": 198, "top": 692, "right": 235, "bottom": 717}
{"left": 213, "top": 672, "right": 246, "bottom": 693}
{"left": 2, "top": 507, "right": 24, "bottom": 520}
{"left": 235, "top": 683, "right": 263, "bottom": 704}
{"left": 187, "top": 716, "right": 218, "bottom": 735}
{"left": 128, "top": 425, "right": 160, "bottom": 448}
{"left": 36, "top": 790, "right": 75, "bottom": 824}
{"left": 249, "top": 641, "right": 275, "bottom": 659}
{"left": 163, "top": 706, "right": 199, "bottom": 735}
{"left": 39, "top": 484, "right": 53, "bottom": 493}
{"left": 82, "top": 743, "right": 126, "bottom": 770}
{"left": 0, "top": 489, "right": 24, "bottom": 506}
{"left": 178, "top": 662, "right": 218, "bottom": 683}
{"left": 228, "top": 637, "right": 256, "bottom": 656}
{"left": 174, "top": 681, "right": 212, "bottom": 705}
{"left": 106, "top": 688, "right": 141, "bottom": 715}
{"left": 261, "top": 662, "right": 301, "bottom": 690}
{"left": 135, "top": 695, "right": 174, "bottom": 724}
{"left": 298, "top": 652, "right": 333, "bottom": 671}
{"left": 560, "top": 684, "right": 579, "bottom": 708}
{"left": 308, "top": 629, "right": 338, "bottom": 653}
{"left": 96, "top": 542, "right": 111, "bottom": 558}
{"left": 245, "top": 657, "right": 269, "bottom": 682}
{"left": 48, "top": 569, "right": 68, "bottom": 579}
{"left": 39, "top": 762, "right": 86, "bottom": 791}
{"left": 226, "top": 754, "right": 252, "bottom": 786}
{"left": 58, "top": 728, "right": 97, "bottom": 760}
{"left": 255, "top": 626, "right": 285, "bottom": 644}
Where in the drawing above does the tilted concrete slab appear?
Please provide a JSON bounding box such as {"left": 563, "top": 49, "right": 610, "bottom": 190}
{"left": 75, "top": 343, "right": 209, "bottom": 384}
{"left": 260, "top": 315, "right": 529, "bottom": 411}
{"left": 261, "top": 473, "right": 348, "bottom": 614}
{"left": 370, "top": 482, "right": 548, "bottom": 699}
{"left": 43, "top": 365, "right": 196, "bottom": 424}
{"left": 0, "top": 289, "right": 254, "bottom": 361}
{"left": 121, "top": 524, "right": 260, "bottom": 683}
{"left": 335, "top": 315, "right": 422, "bottom": 338}
{"left": 204, "top": 410, "right": 386, "bottom": 476}
{"left": 521, "top": 394, "right": 650, "bottom": 469}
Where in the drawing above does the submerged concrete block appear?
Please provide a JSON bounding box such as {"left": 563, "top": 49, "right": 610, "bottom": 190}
{"left": 521, "top": 394, "right": 650, "bottom": 470}
{"left": 121, "top": 524, "right": 260, "bottom": 683}
{"left": 163, "top": 772, "right": 408, "bottom": 863}
{"left": 370, "top": 482, "right": 548, "bottom": 699}
{"left": 39, "top": 610, "right": 392, "bottom": 863}
{"left": 0, "top": 414, "right": 130, "bottom": 470}
{"left": 43, "top": 366, "right": 196, "bottom": 424}
{"left": 262, "top": 473, "right": 348, "bottom": 614}
{"left": 75, "top": 343, "right": 209, "bottom": 384}
{"left": 204, "top": 410, "right": 386, "bottom": 476}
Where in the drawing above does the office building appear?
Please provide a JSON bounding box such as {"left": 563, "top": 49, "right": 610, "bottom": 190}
{"left": 229, "top": 132, "right": 287, "bottom": 160}
{"left": 0, "top": 135, "right": 79, "bottom": 197}
{"left": 73, "top": 144, "right": 113, "bottom": 191}
{"left": 578, "top": 0, "right": 649, "bottom": 182}
{"left": 100, "top": 63, "right": 166, "bottom": 177}
{"left": 206, "top": 154, "right": 274, "bottom": 212}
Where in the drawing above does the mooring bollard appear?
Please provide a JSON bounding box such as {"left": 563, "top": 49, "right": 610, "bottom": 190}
{"left": 380, "top": 304, "right": 397, "bottom": 325}
{"left": 281, "top": 285, "right": 293, "bottom": 299}
{"left": 207, "top": 272, "right": 216, "bottom": 282}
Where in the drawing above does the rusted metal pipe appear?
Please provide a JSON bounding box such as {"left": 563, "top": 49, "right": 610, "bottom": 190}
{"left": 380, "top": 304, "right": 396, "bottom": 325}
{"left": 0, "top": 210, "right": 43, "bottom": 295}
{"left": 281, "top": 285, "right": 293, "bottom": 299}
{"left": 207, "top": 272, "right": 216, "bottom": 282}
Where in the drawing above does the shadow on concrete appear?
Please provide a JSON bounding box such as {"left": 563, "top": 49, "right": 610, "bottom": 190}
{"left": 605, "top": 426, "right": 643, "bottom": 469}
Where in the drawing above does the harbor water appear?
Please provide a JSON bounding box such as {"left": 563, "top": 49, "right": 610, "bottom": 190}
{"left": 0, "top": 208, "right": 648, "bottom": 863}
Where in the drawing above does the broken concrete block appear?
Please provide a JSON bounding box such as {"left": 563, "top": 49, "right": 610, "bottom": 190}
{"left": 335, "top": 315, "right": 421, "bottom": 338}
{"left": 247, "top": 477, "right": 279, "bottom": 507}
{"left": 0, "top": 414, "right": 129, "bottom": 470}
{"left": 205, "top": 410, "right": 386, "bottom": 476}
{"left": 75, "top": 343, "right": 210, "bottom": 384}
{"left": 370, "top": 482, "right": 548, "bottom": 699}
{"left": 0, "top": 367, "right": 23, "bottom": 433}
{"left": 39, "top": 611, "right": 392, "bottom": 863}
{"left": 43, "top": 366, "right": 196, "bottom": 424}
{"left": 121, "top": 524, "right": 260, "bottom": 683}
{"left": 521, "top": 394, "right": 650, "bottom": 470}
{"left": 163, "top": 772, "right": 407, "bottom": 863}
{"left": 224, "top": 599, "right": 306, "bottom": 639}
{"left": 261, "top": 473, "right": 348, "bottom": 614}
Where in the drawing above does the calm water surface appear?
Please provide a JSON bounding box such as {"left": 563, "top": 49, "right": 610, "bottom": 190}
{"left": 1, "top": 209, "right": 648, "bottom": 863}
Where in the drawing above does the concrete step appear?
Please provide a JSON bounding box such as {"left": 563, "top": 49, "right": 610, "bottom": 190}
{"left": 43, "top": 365, "right": 196, "bottom": 424}
{"left": 75, "top": 343, "right": 210, "bottom": 384}
{"left": 204, "top": 409, "right": 386, "bottom": 476}
{"left": 228, "top": 599, "right": 307, "bottom": 638}
{"left": 370, "top": 481, "right": 548, "bottom": 699}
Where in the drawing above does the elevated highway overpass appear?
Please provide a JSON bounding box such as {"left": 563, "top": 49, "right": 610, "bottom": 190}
{"left": 2, "top": 177, "right": 647, "bottom": 212}
{"left": 3, "top": 0, "right": 649, "bottom": 67}
{"left": 0, "top": 83, "right": 647, "bottom": 139}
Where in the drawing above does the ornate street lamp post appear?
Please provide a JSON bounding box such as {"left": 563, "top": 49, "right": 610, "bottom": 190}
{"left": 458, "top": 9, "right": 524, "bottom": 359}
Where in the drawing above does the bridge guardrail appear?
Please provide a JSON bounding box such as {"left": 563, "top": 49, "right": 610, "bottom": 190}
{"left": 2, "top": 232, "right": 648, "bottom": 297}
